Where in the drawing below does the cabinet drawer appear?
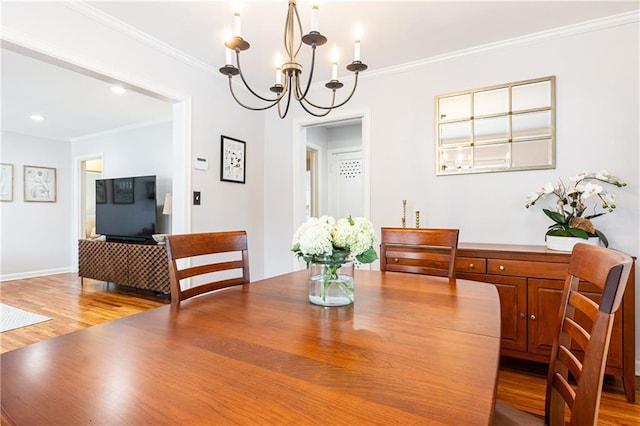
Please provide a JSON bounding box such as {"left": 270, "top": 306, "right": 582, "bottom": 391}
{"left": 487, "top": 259, "right": 568, "bottom": 280}
{"left": 456, "top": 257, "right": 486, "bottom": 274}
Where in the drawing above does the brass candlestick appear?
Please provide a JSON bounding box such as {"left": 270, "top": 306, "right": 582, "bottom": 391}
{"left": 415, "top": 211, "right": 420, "bottom": 228}
{"left": 401, "top": 200, "right": 407, "bottom": 228}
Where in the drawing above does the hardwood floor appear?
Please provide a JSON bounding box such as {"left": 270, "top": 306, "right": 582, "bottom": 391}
{"left": 1, "top": 273, "right": 167, "bottom": 353}
{"left": 1, "top": 273, "right": 638, "bottom": 424}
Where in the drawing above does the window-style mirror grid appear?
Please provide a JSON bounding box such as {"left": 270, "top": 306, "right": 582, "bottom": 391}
{"left": 512, "top": 80, "right": 551, "bottom": 111}
{"left": 475, "top": 143, "right": 510, "bottom": 169}
{"left": 512, "top": 110, "right": 552, "bottom": 140}
{"left": 512, "top": 139, "right": 553, "bottom": 168}
{"left": 474, "top": 115, "right": 510, "bottom": 143}
{"left": 439, "top": 121, "right": 471, "bottom": 145}
{"left": 438, "top": 94, "right": 471, "bottom": 121}
{"left": 440, "top": 146, "right": 472, "bottom": 171}
{"left": 436, "top": 76, "right": 555, "bottom": 175}
{"left": 474, "top": 88, "right": 509, "bottom": 116}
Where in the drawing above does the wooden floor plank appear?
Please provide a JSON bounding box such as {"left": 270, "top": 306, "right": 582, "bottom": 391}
{"left": 1, "top": 273, "right": 638, "bottom": 425}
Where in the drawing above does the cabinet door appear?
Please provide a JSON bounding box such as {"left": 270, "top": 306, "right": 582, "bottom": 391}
{"left": 527, "top": 278, "right": 623, "bottom": 368}
{"left": 78, "top": 240, "right": 128, "bottom": 284}
{"left": 127, "top": 244, "right": 170, "bottom": 293}
{"left": 458, "top": 272, "right": 527, "bottom": 352}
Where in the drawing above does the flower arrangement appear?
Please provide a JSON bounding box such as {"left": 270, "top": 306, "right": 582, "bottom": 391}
{"left": 525, "top": 170, "right": 626, "bottom": 247}
{"left": 292, "top": 215, "right": 378, "bottom": 264}
{"left": 292, "top": 215, "right": 378, "bottom": 304}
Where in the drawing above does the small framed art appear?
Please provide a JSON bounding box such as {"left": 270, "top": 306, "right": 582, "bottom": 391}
{"left": 24, "top": 165, "right": 57, "bottom": 202}
{"left": 0, "top": 163, "right": 13, "bottom": 202}
{"left": 220, "top": 135, "right": 246, "bottom": 184}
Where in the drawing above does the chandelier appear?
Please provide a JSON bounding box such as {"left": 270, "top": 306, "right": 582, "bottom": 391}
{"left": 219, "top": 1, "right": 367, "bottom": 119}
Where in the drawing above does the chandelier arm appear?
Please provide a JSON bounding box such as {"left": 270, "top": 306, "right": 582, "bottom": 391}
{"left": 292, "top": 1, "right": 304, "bottom": 59}
{"left": 235, "top": 50, "right": 283, "bottom": 102}
{"left": 300, "top": 72, "right": 362, "bottom": 110}
{"left": 227, "top": 77, "right": 281, "bottom": 111}
{"left": 277, "top": 76, "right": 295, "bottom": 119}
{"left": 295, "top": 43, "right": 317, "bottom": 101}
{"left": 297, "top": 97, "right": 335, "bottom": 117}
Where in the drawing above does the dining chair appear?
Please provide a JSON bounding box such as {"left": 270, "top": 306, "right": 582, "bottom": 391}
{"left": 379, "top": 227, "right": 459, "bottom": 278}
{"left": 493, "top": 243, "right": 633, "bottom": 426}
{"left": 165, "top": 231, "right": 250, "bottom": 304}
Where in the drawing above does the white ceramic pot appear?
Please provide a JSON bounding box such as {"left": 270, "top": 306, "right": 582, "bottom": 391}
{"left": 546, "top": 235, "right": 600, "bottom": 252}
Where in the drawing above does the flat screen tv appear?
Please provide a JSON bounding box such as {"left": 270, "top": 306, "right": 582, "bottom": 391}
{"left": 95, "top": 175, "right": 157, "bottom": 244}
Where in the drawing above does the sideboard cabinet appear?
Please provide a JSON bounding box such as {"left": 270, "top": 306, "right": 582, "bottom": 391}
{"left": 455, "top": 243, "right": 635, "bottom": 402}
{"left": 78, "top": 239, "right": 170, "bottom": 294}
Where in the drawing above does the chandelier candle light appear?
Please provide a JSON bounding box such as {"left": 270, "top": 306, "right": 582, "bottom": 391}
{"left": 219, "top": 1, "right": 368, "bottom": 118}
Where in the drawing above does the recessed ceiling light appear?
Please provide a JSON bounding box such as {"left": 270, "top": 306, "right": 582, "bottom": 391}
{"left": 30, "top": 114, "right": 45, "bottom": 121}
{"left": 110, "top": 85, "right": 126, "bottom": 95}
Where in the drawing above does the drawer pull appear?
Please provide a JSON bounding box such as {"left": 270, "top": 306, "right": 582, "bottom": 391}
{"left": 394, "top": 258, "right": 399, "bottom": 263}
{"left": 499, "top": 265, "right": 505, "bottom": 271}
{"left": 530, "top": 314, "right": 536, "bottom": 320}
{"left": 468, "top": 263, "right": 475, "bottom": 269}
{"left": 520, "top": 313, "right": 525, "bottom": 319}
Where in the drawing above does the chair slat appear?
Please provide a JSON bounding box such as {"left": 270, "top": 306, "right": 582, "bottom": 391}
{"left": 380, "top": 228, "right": 459, "bottom": 279}
{"left": 166, "top": 231, "right": 250, "bottom": 304}
{"left": 495, "top": 243, "right": 632, "bottom": 426}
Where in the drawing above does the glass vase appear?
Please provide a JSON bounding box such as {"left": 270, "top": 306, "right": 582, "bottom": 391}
{"left": 308, "top": 255, "right": 355, "bottom": 307}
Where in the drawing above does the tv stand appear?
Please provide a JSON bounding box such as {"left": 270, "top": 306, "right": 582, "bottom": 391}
{"left": 78, "top": 239, "right": 170, "bottom": 293}
{"left": 105, "top": 235, "right": 153, "bottom": 244}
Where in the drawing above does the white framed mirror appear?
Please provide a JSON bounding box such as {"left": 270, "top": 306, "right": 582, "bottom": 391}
{"left": 436, "top": 76, "right": 555, "bottom": 175}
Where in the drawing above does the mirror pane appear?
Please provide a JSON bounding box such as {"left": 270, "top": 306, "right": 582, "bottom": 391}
{"left": 512, "top": 110, "right": 551, "bottom": 140}
{"left": 440, "top": 146, "right": 472, "bottom": 172}
{"left": 512, "top": 81, "right": 551, "bottom": 111}
{"left": 474, "top": 88, "right": 509, "bottom": 116}
{"left": 438, "top": 94, "right": 471, "bottom": 121}
{"left": 439, "top": 121, "right": 471, "bottom": 145}
{"left": 474, "top": 144, "right": 510, "bottom": 169}
{"left": 512, "top": 139, "right": 553, "bottom": 168}
{"left": 474, "top": 115, "right": 509, "bottom": 144}
{"left": 436, "top": 76, "right": 554, "bottom": 175}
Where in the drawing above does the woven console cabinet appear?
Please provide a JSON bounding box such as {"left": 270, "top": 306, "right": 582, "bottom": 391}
{"left": 78, "top": 239, "right": 170, "bottom": 294}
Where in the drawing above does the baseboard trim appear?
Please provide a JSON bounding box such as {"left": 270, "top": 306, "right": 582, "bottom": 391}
{"left": 0, "top": 268, "right": 73, "bottom": 282}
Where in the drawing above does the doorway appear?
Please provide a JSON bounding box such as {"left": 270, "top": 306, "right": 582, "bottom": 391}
{"left": 303, "top": 118, "right": 365, "bottom": 221}
{"left": 293, "top": 110, "right": 371, "bottom": 244}
{"left": 80, "top": 157, "right": 103, "bottom": 240}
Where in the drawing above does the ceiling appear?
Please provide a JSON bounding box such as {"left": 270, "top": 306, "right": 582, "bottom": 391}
{"left": 2, "top": 1, "right": 638, "bottom": 141}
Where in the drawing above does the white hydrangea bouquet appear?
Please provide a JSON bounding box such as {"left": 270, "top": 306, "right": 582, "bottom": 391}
{"left": 292, "top": 215, "right": 378, "bottom": 264}
{"left": 525, "top": 170, "right": 626, "bottom": 247}
{"left": 292, "top": 215, "right": 378, "bottom": 303}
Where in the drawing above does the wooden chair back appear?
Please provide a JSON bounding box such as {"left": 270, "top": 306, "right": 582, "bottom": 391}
{"left": 545, "top": 243, "right": 632, "bottom": 425}
{"left": 380, "top": 227, "right": 459, "bottom": 279}
{"left": 165, "top": 231, "right": 250, "bottom": 304}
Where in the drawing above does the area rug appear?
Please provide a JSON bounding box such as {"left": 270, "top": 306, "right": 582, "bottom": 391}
{"left": 1, "top": 303, "right": 52, "bottom": 332}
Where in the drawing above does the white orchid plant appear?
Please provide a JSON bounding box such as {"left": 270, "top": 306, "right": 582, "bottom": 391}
{"left": 525, "top": 170, "right": 626, "bottom": 247}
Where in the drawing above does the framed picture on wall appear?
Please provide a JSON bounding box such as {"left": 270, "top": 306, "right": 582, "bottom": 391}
{"left": 220, "top": 135, "right": 246, "bottom": 184}
{"left": 0, "top": 163, "right": 13, "bottom": 202}
{"left": 24, "top": 165, "right": 57, "bottom": 202}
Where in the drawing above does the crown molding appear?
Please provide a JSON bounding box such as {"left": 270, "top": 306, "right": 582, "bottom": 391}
{"left": 364, "top": 10, "right": 639, "bottom": 82}
{"left": 60, "top": 4, "right": 637, "bottom": 84}
{"left": 62, "top": 1, "right": 218, "bottom": 76}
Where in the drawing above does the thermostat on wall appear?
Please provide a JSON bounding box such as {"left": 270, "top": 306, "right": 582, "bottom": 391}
{"left": 194, "top": 157, "right": 208, "bottom": 171}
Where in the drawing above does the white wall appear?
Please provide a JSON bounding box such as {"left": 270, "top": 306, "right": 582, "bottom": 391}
{"left": 72, "top": 120, "right": 173, "bottom": 238}
{"left": 1, "top": 132, "right": 73, "bottom": 278}
{"left": 265, "top": 20, "right": 639, "bottom": 367}
{"left": 2, "top": 2, "right": 266, "bottom": 279}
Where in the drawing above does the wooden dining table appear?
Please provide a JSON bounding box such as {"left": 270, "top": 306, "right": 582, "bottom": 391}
{"left": 1, "top": 270, "right": 501, "bottom": 425}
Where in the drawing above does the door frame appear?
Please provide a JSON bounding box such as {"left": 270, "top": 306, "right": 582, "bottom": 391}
{"left": 292, "top": 109, "right": 371, "bottom": 270}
